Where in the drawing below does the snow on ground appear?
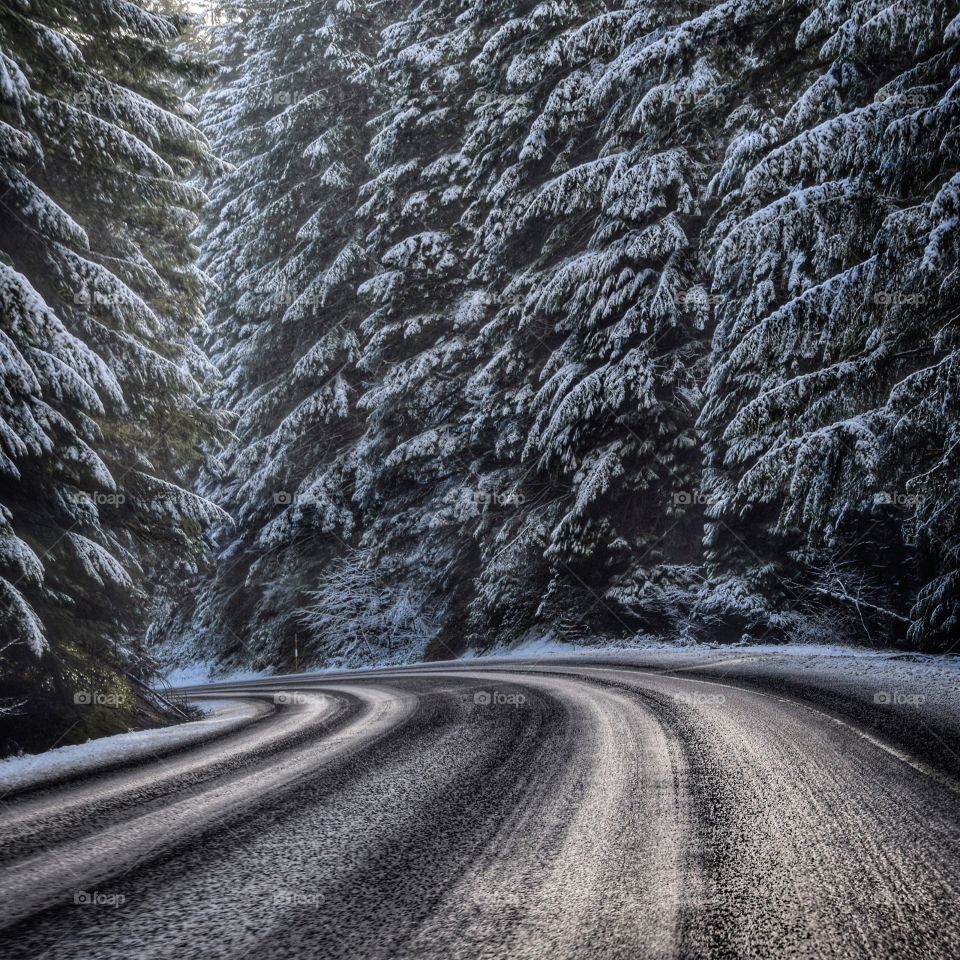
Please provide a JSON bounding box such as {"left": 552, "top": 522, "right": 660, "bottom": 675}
{"left": 472, "top": 632, "right": 960, "bottom": 676}
{"left": 8, "top": 638, "right": 958, "bottom": 790}
{"left": 461, "top": 635, "right": 960, "bottom": 722}
{"left": 255, "top": 632, "right": 960, "bottom": 725}
{"left": 162, "top": 661, "right": 274, "bottom": 687}
{"left": 0, "top": 698, "right": 269, "bottom": 795}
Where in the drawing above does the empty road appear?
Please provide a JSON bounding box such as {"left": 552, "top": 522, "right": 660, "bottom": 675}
{"left": 1, "top": 653, "right": 959, "bottom": 958}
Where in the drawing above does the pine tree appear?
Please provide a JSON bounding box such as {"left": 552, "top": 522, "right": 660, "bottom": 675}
{"left": 701, "top": 0, "right": 960, "bottom": 646}
{"left": 459, "top": 0, "right": 809, "bottom": 642}
{"left": 0, "top": 0, "right": 223, "bottom": 742}
{"left": 454, "top": 0, "right": 638, "bottom": 644}
{"left": 190, "top": 0, "right": 390, "bottom": 667}
{"left": 340, "top": 0, "right": 501, "bottom": 660}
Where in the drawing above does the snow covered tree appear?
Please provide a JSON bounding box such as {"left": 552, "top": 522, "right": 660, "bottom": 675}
{"left": 457, "top": 0, "right": 810, "bottom": 642}
{"left": 188, "top": 0, "right": 391, "bottom": 667}
{"left": 701, "top": 0, "right": 960, "bottom": 646}
{"left": 339, "top": 0, "right": 508, "bottom": 660}
{"left": 183, "top": 0, "right": 957, "bottom": 669}
{"left": 449, "top": 0, "right": 639, "bottom": 643}
{"left": 0, "top": 0, "right": 223, "bottom": 743}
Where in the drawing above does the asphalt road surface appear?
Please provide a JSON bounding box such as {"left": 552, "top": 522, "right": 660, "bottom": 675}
{"left": 1, "top": 655, "right": 959, "bottom": 959}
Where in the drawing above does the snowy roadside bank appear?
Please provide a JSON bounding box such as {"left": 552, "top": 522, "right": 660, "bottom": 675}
{"left": 162, "top": 662, "right": 274, "bottom": 688}
{"left": 0, "top": 698, "right": 271, "bottom": 796}
{"left": 183, "top": 637, "right": 960, "bottom": 716}
{"left": 463, "top": 636, "right": 960, "bottom": 718}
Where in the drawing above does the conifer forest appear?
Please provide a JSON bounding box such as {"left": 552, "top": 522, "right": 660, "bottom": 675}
{"left": 1, "top": 0, "right": 958, "bottom": 740}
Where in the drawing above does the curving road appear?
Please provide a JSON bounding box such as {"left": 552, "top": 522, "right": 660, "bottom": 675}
{"left": 1, "top": 655, "right": 959, "bottom": 958}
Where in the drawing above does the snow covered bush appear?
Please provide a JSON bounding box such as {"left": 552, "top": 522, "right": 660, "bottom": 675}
{"left": 298, "top": 552, "right": 440, "bottom": 665}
